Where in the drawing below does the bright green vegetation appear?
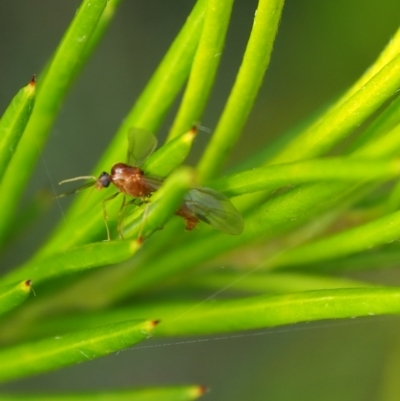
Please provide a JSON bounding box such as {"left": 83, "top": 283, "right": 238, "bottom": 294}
{"left": 0, "top": 0, "right": 400, "bottom": 399}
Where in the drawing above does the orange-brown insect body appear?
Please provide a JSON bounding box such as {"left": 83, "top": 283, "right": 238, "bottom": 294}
{"left": 176, "top": 203, "right": 199, "bottom": 231}
{"left": 58, "top": 126, "right": 244, "bottom": 239}
{"left": 95, "top": 163, "right": 200, "bottom": 231}
{"left": 108, "top": 163, "right": 157, "bottom": 198}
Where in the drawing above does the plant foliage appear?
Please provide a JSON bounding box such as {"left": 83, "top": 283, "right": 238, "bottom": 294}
{"left": 1, "top": 0, "right": 400, "bottom": 399}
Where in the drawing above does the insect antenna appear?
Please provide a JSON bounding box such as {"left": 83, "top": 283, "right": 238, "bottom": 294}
{"left": 58, "top": 175, "right": 97, "bottom": 185}
{"left": 55, "top": 175, "right": 97, "bottom": 198}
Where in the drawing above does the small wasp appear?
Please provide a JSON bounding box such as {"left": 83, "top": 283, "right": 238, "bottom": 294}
{"left": 58, "top": 128, "right": 244, "bottom": 239}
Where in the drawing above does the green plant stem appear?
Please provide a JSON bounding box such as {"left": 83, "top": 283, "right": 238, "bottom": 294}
{"left": 197, "top": 0, "right": 285, "bottom": 181}
{"left": 13, "top": 288, "right": 400, "bottom": 339}
{"left": 347, "top": 93, "right": 400, "bottom": 153}
{"left": 0, "top": 0, "right": 109, "bottom": 248}
{"left": 236, "top": 111, "right": 400, "bottom": 213}
{"left": 167, "top": 0, "right": 235, "bottom": 140}
{"left": 2, "top": 240, "right": 140, "bottom": 286}
{"left": 341, "top": 26, "right": 400, "bottom": 103}
{"left": 142, "top": 127, "right": 197, "bottom": 176}
{"left": 271, "top": 208, "right": 400, "bottom": 269}
{"left": 154, "top": 288, "right": 400, "bottom": 336}
{"left": 0, "top": 77, "right": 35, "bottom": 182}
{"left": 271, "top": 53, "right": 400, "bottom": 164}
{"left": 0, "top": 280, "right": 31, "bottom": 316}
{"left": 0, "top": 386, "right": 207, "bottom": 401}
{"left": 189, "top": 271, "right": 371, "bottom": 294}
{"left": 106, "top": 183, "right": 360, "bottom": 296}
{"left": 0, "top": 319, "right": 157, "bottom": 384}
{"left": 0, "top": 386, "right": 205, "bottom": 401}
{"left": 81, "top": 0, "right": 123, "bottom": 62}
{"left": 94, "top": 0, "right": 207, "bottom": 170}
{"left": 38, "top": 0, "right": 208, "bottom": 257}
{"left": 212, "top": 157, "right": 400, "bottom": 197}
{"left": 43, "top": 183, "right": 365, "bottom": 308}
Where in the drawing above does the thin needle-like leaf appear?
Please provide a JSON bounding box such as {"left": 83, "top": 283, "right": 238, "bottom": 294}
{"left": 39, "top": 0, "right": 208, "bottom": 257}
{"left": 271, "top": 208, "right": 400, "bottom": 269}
{"left": 0, "top": 386, "right": 206, "bottom": 401}
{"left": 270, "top": 52, "right": 400, "bottom": 164}
{"left": 212, "top": 157, "right": 400, "bottom": 197}
{"left": 0, "top": 319, "right": 158, "bottom": 383}
{"left": 2, "top": 240, "right": 141, "bottom": 286}
{"left": 197, "top": 0, "right": 285, "bottom": 180}
{"left": 0, "top": 280, "right": 31, "bottom": 316}
{"left": 188, "top": 271, "right": 370, "bottom": 294}
{"left": 0, "top": 0, "right": 109, "bottom": 247}
{"left": 0, "top": 76, "right": 35, "bottom": 182}
{"left": 167, "top": 0, "right": 235, "bottom": 140}
{"left": 15, "top": 288, "right": 400, "bottom": 339}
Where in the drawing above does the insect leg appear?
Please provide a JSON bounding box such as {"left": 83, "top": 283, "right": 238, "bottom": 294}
{"left": 102, "top": 192, "right": 120, "bottom": 241}
{"left": 137, "top": 201, "right": 151, "bottom": 242}
{"left": 117, "top": 195, "right": 127, "bottom": 239}
{"left": 118, "top": 197, "right": 144, "bottom": 238}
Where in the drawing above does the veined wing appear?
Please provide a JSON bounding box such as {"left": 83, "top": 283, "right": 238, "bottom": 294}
{"left": 183, "top": 187, "right": 244, "bottom": 235}
{"left": 126, "top": 127, "right": 158, "bottom": 167}
{"left": 141, "top": 174, "right": 164, "bottom": 192}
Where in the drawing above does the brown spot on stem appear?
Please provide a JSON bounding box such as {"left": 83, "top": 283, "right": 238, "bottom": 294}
{"left": 25, "top": 279, "right": 32, "bottom": 287}
{"left": 151, "top": 320, "right": 161, "bottom": 327}
{"left": 198, "top": 385, "right": 208, "bottom": 395}
{"left": 189, "top": 123, "right": 199, "bottom": 138}
{"left": 192, "top": 385, "right": 208, "bottom": 397}
{"left": 29, "top": 74, "right": 36, "bottom": 86}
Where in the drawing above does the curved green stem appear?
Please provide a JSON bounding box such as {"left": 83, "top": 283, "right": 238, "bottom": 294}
{"left": 197, "top": 0, "right": 285, "bottom": 181}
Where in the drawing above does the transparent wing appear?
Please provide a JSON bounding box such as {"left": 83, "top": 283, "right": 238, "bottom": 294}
{"left": 183, "top": 187, "right": 244, "bottom": 235}
{"left": 126, "top": 127, "right": 158, "bottom": 167}
{"left": 141, "top": 174, "right": 164, "bottom": 192}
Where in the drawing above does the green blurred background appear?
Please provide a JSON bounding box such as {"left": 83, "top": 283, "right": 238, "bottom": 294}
{"left": 1, "top": 0, "right": 400, "bottom": 400}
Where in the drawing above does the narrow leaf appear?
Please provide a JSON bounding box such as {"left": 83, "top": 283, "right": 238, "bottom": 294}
{"left": 271, "top": 53, "right": 400, "bottom": 164}
{"left": 0, "top": 385, "right": 206, "bottom": 401}
{"left": 168, "top": 0, "right": 235, "bottom": 140}
{"left": 143, "top": 126, "right": 197, "bottom": 177}
{"left": 0, "top": 280, "right": 31, "bottom": 316}
{"left": 212, "top": 157, "right": 400, "bottom": 196}
{"left": 24, "top": 288, "right": 400, "bottom": 338}
{"left": 0, "top": 319, "right": 157, "bottom": 384}
{"left": 0, "top": 76, "right": 35, "bottom": 181}
{"left": 39, "top": 0, "right": 208, "bottom": 257}
{"left": 152, "top": 288, "right": 400, "bottom": 336}
{"left": 2, "top": 240, "right": 140, "bottom": 286}
{"left": 111, "top": 183, "right": 363, "bottom": 296}
{"left": 79, "top": 0, "right": 123, "bottom": 66}
{"left": 235, "top": 120, "right": 400, "bottom": 214}
{"left": 0, "top": 0, "right": 109, "bottom": 247}
{"left": 191, "top": 271, "right": 370, "bottom": 294}
{"left": 272, "top": 208, "right": 400, "bottom": 269}
{"left": 197, "top": 0, "right": 285, "bottom": 180}
{"left": 339, "top": 26, "right": 400, "bottom": 104}
{"left": 348, "top": 93, "right": 400, "bottom": 153}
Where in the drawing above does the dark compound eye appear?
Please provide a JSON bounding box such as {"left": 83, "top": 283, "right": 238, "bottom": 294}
{"left": 98, "top": 172, "right": 111, "bottom": 188}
